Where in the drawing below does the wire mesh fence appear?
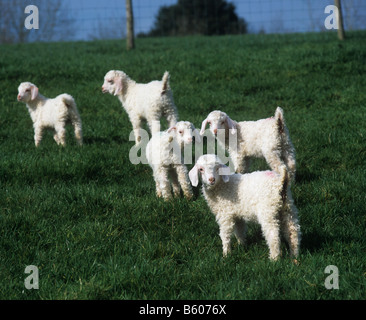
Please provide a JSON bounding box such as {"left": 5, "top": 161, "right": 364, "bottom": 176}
{"left": 1, "top": 0, "right": 366, "bottom": 43}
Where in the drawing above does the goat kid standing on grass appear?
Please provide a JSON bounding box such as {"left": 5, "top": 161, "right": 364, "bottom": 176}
{"left": 189, "top": 154, "right": 301, "bottom": 261}
{"left": 146, "top": 121, "right": 201, "bottom": 201}
{"left": 17, "top": 82, "right": 83, "bottom": 147}
{"left": 102, "top": 70, "right": 178, "bottom": 145}
{"left": 200, "top": 107, "right": 296, "bottom": 181}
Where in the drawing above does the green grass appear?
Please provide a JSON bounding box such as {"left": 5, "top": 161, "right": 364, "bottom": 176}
{"left": 0, "top": 31, "right": 366, "bottom": 300}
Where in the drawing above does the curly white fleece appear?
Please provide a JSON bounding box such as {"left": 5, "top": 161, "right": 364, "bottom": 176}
{"left": 146, "top": 121, "right": 200, "bottom": 201}
{"left": 17, "top": 82, "right": 82, "bottom": 147}
{"left": 200, "top": 107, "right": 296, "bottom": 181}
{"left": 102, "top": 70, "right": 178, "bottom": 145}
{"left": 189, "top": 154, "right": 301, "bottom": 260}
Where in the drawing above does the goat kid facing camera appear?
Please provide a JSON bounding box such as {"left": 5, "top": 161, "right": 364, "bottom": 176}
{"left": 146, "top": 121, "right": 201, "bottom": 201}
{"left": 189, "top": 154, "right": 301, "bottom": 261}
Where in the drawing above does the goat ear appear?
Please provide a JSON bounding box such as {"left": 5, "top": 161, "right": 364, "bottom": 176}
{"left": 225, "top": 116, "right": 237, "bottom": 135}
{"left": 188, "top": 165, "right": 199, "bottom": 187}
{"left": 167, "top": 126, "right": 176, "bottom": 133}
{"left": 114, "top": 76, "right": 123, "bottom": 96}
{"left": 219, "top": 164, "right": 230, "bottom": 183}
{"left": 30, "top": 85, "right": 38, "bottom": 100}
{"left": 200, "top": 118, "right": 208, "bottom": 135}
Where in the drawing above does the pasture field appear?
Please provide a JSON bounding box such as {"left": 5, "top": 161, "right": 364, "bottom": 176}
{"left": 0, "top": 31, "right": 365, "bottom": 300}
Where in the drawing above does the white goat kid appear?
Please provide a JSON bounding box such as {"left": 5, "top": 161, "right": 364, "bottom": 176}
{"left": 102, "top": 70, "right": 178, "bottom": 145}
{"left": 189, "top": 154, "right": 301, "bottom": 260}
{"left": 17, "top": 82, "right": 83, "bottom": 147}
{"left": 146, "top": 121, "right": 200, "bottom": 201}
{"left": 200, "top": 107, "right": 296, "bottom": 181}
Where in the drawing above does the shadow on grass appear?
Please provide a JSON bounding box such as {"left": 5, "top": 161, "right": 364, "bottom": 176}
{"left": 237, "top": 224, "right": 336, "bottom": 257}
{"left": 83, "top": 135, "right": 128, "bottom": 145}
{"left": 299, "top": 229, "right": 358, "bottom": 255}
{"left": 300, "top": 230, "right": 327, "bottom": 253}
{"left": 295, "top": 167, "right": 319, "bottom": 184}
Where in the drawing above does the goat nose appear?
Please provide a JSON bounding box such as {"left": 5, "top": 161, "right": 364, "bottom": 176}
{"left": 213, "top": 129, "right": 217, "bottom": 135}
{"left": 209, "top": 177, "right": 215, "bottom": 183}
{"left": 17, "top": 95, "right": 21, "bottom": 100}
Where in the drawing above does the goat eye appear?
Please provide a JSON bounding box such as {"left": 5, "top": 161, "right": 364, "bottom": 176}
{"left": 208, "top": 121, "right": 211, "bottom": 125}
{"left": 108, "top": 80, "right": 114, "bottom": 84}
{"left": 26, "top": 89, "right": 30, "bottom": 92}
{"left": 179, "top": 130, "right": 183, "bottom": 134}
{"left": 221, "top": 121, "right": 225, "bottom": 125}
{"left": 199, "top": 168, "right": 204, "bottom": 172}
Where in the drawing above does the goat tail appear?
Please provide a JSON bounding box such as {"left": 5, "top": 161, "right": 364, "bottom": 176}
{"left": 161, "top": 71, "right": 170, "bottom": 95}
{"left": 275, "top": 106, "right": 296, "bottom": 182}
{"left": 61, "top": 94, "right": 77, "bottom": 109}
{"left": 61, "top": 94, "right": 83, "bottom": 145}
{"left": 275, "top": 106, "right": 285, "bottom": 135}
{"left": 61, "top": 94, "right": 81, "bottom": 125}
{"left": 279, "top": 164, "right": 289, "bottom": 203}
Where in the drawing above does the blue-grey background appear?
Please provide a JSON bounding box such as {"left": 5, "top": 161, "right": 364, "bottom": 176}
{"left": 67, "top": 0, "right": 366, "bottom": 40}
{"left": 1, "top": 0, "right": 366, "bottom": 42}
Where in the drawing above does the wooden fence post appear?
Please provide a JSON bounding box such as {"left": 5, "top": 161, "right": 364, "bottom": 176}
{"left": 126, "top": 0, "right": 135, "bottom": 50}
{"left": 334, "top": 0, "right": 345, "bottom": 40}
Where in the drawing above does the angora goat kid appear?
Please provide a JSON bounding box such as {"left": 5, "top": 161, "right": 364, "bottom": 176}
{"left": 102, "top": 70, "right": 178, "bottom": 145}
{"left": 17, "top": 82, "right": 83, "bottom": 147}
{"left": 200, "top": 107, "right": 296, "bottom": 181}
{"left": 189, "top": 154, "right": 301, "bottom": 260}
{"left": 146, "top": 121, "right": 200, "bottom": 201}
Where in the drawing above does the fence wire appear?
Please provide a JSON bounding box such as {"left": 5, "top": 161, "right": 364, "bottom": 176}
{"left": 1, "top": 0, "right": 366, "bottom": 43}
